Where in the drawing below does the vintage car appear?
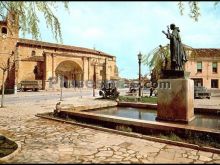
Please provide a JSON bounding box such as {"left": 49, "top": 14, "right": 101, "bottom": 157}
{"left": 99, "top": 82, "right": 120, "bottom": 99}
{"left": 194, "top": 86, "right": 211, "bottom": 99}
{"left": 128, "top": 83, "right": 139, "bottom": 93}
{"left": 19, "top": 80, "right": 41, "bottom": 92}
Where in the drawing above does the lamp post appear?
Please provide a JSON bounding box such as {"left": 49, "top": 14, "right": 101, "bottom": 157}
{"left": 93, "top": 64, "right": 96, "bottom": 97}
{"left": 138, "top": 52, "right": 142, "bottom": 97}
{"left": 91, "top": 58, "right": 99, "bottom": 97}
{"left": 59, "top": 75, "right": 64, "bottom": 101}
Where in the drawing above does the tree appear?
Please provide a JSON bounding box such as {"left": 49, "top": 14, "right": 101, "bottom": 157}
{"left": 140, "top": 73, "right": 150, "bottom": 87}
{"left": 143, "top": 2, "right": 220, "bottom": 83}
{"left": 0, "top": 1, "right": 69, "bottom": 43}
{"left": 142, "top": 44, "right": 170, "bottom": 83}
{"left": 177, "top": 1, "right": 219, "bottom": 22}
{"left": 0, "top": 51, "right": 15, "bottom": 108}
{"left": 142, "top": 44, "right": 193, "bottom": 83}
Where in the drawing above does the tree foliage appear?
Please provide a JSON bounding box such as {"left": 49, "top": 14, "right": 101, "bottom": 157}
{"left": 142, "top": 44, "right": 193, "bottom": 83}
{"left": 0, "top": 1, "right": 69, "bottom": 43}
{"left": 0, "top": 51, "right": 15, "bottom": 108}
{"left": 142, "top": 44, "right": 170, "bottom": 83}
{"left": 177, "top": 1, "right": 219, "bottom": 22}
{"left": 142, "top": 1, "right": 219, "bottom": 83}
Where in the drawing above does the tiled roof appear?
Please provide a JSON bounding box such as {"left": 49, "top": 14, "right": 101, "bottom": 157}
{"left": 17, "top": 38, "right": 114, "bottom": 58}
{"left": 0, "top": 21, "right": 7, "bottom": 25}
{"left": 110, "top": 76, "right": 120, "bottom": 80}
{"left": 191, "top": 48, "right": 220, "bottom": 58}
{"left": 22, "top": 56, "right": 44, "bottom": 62}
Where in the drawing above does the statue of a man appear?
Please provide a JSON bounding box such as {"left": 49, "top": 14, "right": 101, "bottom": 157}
{"left": 162, "top": 24, "right": 187, "bottom": 70}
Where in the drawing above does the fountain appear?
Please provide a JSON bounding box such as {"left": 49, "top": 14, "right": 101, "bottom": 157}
{"left": 156, "top": 24, "right": 194, "bottom": 123}
{"left": 36, "top": 24, "right": 220, "bottom": 151}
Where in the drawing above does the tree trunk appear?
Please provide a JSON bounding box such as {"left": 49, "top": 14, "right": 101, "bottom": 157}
{"left": 60, "top": 75, "right": 63, "bottom": 101}
{"left": 60, "top": 86, "right": 63, "bottom": 101}
{"left": 1, "top": 71, "right": 5, "bottom": 108}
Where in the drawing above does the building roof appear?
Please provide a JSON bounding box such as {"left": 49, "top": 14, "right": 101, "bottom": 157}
{"left": 17, "top": 38, "right": 115, "bottom": 58}
{"left": 21, "top": 56, "right": 44, "bottom": 62}
{"left": 0, "top": 20, "right": 7, "bottom": 26}
{"left": 110, "top": 75, "right": 120, "bottom": 80}
{"left": 190, "top": 48, "right": 220, "bottom": 58}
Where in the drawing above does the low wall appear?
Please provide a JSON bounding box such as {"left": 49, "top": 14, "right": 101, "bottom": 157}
{"left": 118, "top": 102, "right": 220, "bottom": 115}
{"left": 118, "top": 102, "right": 157, "bottom": 109}
{"left": 56, "top": 110, "right": 220, "bottom": 149}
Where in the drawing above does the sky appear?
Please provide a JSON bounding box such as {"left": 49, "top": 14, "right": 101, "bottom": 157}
{"left": 22, "top": 1, "right": 220, "bottom": 79}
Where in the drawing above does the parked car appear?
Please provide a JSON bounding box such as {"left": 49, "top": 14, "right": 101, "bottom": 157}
{"left": 194, "top": 86, "right": 211, "bottom": 99}
{"left": 128, "top": 83, "right": 139, "bottom": 93}
{"left": 99, "top": 82, "right": 120, "bottom": 99}
{"left": 19, "top": 80, "right": 41, "bottom": 92}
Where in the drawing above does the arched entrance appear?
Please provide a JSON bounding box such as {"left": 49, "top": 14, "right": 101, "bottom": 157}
{"left": 55, "top": 60, "right": 83, "bottom": 88}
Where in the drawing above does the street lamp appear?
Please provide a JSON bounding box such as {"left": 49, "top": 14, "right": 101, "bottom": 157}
{"left": 91, "top": 58, "right": 99, "bottom": 97}
{"left": 59, "top": 75, "right": 64, "bottom": 101}
{"left": 138, "top": 52, "right": 142, "bottom": 97}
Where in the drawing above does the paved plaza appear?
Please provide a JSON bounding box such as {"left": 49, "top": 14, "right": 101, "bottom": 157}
{"left": 0, "top": 89, "right": 220, "bottom": 163}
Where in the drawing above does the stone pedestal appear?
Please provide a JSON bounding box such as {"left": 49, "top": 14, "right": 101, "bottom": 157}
{"left": 156, "top": 78, "right": 195, "bottom": 123}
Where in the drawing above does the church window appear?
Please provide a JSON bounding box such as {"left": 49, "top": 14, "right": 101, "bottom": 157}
{"left": 32, "top": 50, "right": 36, "bottom": 56}
{"left": 1, "top": 27, "right": 7, "bottom": 34}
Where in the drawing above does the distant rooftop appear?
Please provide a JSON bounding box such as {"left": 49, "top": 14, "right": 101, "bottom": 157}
{"left": 191, "top": 48, "right": 220, "bottom": 58}
{"left": 17, "top": 38, "right": 115, "bottom": 58}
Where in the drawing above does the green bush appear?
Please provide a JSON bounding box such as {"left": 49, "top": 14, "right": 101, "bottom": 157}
{"left": 0, "top": 135, "right": 18, "bottom": 158}
{"left": 116, "top": 125, "right": 132, "bottom": 132}
{"left": 158, "top": 133, "right": 182, "bottom": 141}
{"left": 0, "top": 89, "right": 14, "bottom": 95}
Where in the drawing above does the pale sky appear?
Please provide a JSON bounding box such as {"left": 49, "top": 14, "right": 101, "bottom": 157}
{"left": 23, "top": 1, "right": 220, "bottom": 79}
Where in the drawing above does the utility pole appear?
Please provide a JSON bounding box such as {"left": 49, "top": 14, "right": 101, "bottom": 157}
{"left": 92, "top": 58, "right": 99, "bottom": 97}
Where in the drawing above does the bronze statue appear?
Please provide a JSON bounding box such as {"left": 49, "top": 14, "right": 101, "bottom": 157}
{"left": 162, "top": 24, "right": 187, "bottom": 70}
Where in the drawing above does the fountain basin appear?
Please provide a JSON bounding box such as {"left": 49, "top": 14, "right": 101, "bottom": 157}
{"left": 55, "top": 106, "right": 220, "bottom": 146}
{"left": 37, "top": 102, "right": 220, "bottom": 151}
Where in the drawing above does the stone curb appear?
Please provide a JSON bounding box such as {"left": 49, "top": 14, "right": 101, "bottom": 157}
{"left": 0, "top": 138, "right": 22, "bottom": 162}
{"left": 118, "top": 102, "right": 220, "bottom": 114}
{"left": 118, "top": 102, "right": 157, "bottom": 109}
{"left": 36, "top": 113, "right": 220, "bottom": 154}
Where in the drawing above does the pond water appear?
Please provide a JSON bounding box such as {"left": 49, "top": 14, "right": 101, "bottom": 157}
{"left": 90, "top": 107, "right": 220, "bottom": 130}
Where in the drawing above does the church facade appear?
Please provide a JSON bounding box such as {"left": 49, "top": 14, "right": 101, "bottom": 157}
{"left": 0, "top": 12, "right": 119, "bottom": 92}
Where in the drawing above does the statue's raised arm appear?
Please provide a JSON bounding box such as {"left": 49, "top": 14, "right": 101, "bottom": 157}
{"left": 162, "top": 25, "right": 171, "bottom": 39}
{"left": 162, "top": 30, "right": 168, "bottom": 37}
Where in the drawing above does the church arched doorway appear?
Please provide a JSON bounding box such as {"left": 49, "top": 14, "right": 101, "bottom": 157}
{"left": 55, "top": 60, "right": 83, "bottom": 88}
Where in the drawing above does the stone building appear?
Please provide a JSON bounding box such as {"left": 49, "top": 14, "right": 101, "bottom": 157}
{"left": 0, "top": 12, "right": 119, "bottom": 92}
{"left": 150, "top": 45, "right": 220, "bottom": 91}
{"left": 185, "top": 48, "right": 220, "bottom": 90}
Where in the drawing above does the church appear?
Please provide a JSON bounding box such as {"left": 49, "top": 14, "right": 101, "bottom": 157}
{"left": 0, "top": 12, "right": 119, "bottom": 92}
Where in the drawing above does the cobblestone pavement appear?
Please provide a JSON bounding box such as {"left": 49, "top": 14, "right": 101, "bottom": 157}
{"left": 0, "top": 95, "right": 220, "bottom": 163}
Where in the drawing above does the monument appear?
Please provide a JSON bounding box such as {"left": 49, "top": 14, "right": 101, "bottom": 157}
{"left": 156, "top": 24, "right": 195, "bottom": 123}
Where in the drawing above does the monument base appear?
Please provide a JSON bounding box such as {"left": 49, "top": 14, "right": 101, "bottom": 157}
{"left": 155, "top": 116, "right": 195, "bottom": 124}
{"left": 156, "top": 78, "right": 195, "bottom": 123}
{"left": 160, "top": 70, "right": 190, "bottom": 79}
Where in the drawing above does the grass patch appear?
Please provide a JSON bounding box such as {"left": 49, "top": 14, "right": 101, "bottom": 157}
{"left": 116, "top": 125, "right": 132, "bottom": 132}
{"left": 158, "top": 133, "right": 182, "bottom": 141}
{"left": 0, "top": 135, "right": 18, "bottom": 158}
{"left": 119, "top": 96, "right": 157, "bottom": 104}
{"left": 0, "top": 89, "right": 14, "bottom": 95}
{"left": 156, "top": 132, "right": 220, "bottom": 149}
